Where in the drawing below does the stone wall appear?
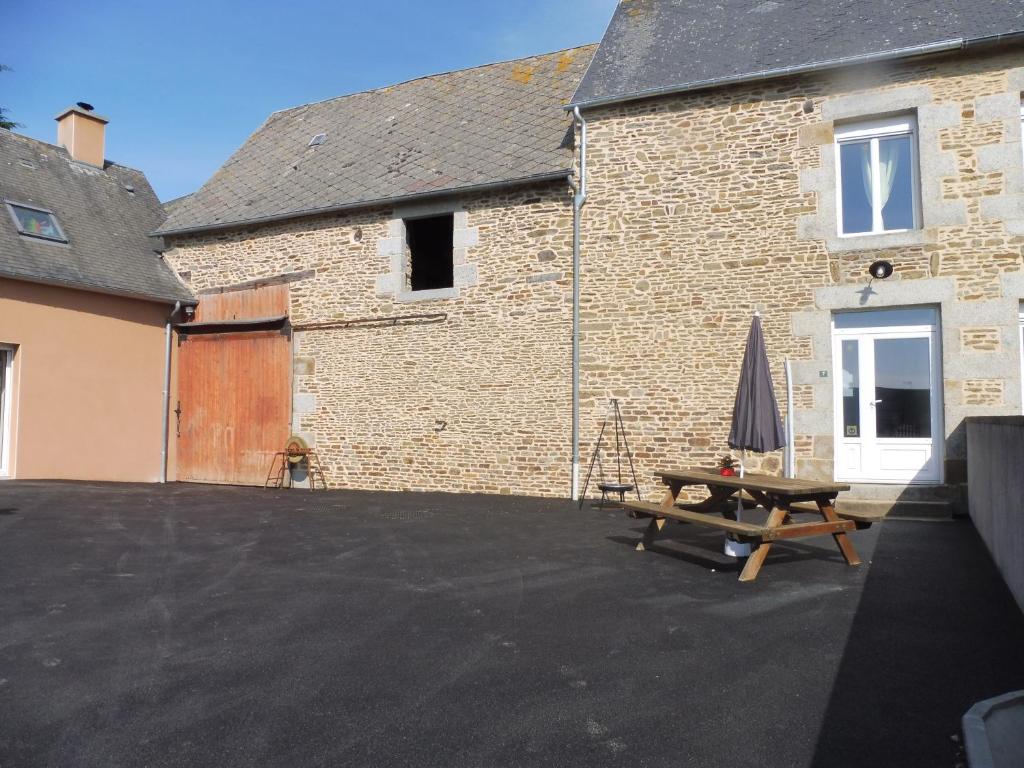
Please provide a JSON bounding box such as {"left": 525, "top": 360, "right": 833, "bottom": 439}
{"left": 578, "top": 48, "right": 1024, "bottom": 499}
{"left": 164, "top": 182, "right": 575, "bottom": 496}
{"left": 165, "top": 47, "right": 1024, "bottom": 502}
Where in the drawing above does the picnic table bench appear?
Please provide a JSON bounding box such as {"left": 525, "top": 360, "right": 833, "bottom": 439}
{"left": 623, "top": 469, "right": 876, "bottom": 582}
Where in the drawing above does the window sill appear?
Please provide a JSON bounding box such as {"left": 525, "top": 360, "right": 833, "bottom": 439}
{"left": 18, "top": 233, "right": 70, "bottom": 247}
{"left": 395, "top": 286, "right": 459, "bottom": 303}
{"left": 824, "top": 228, "right": 929, "bottom": 254}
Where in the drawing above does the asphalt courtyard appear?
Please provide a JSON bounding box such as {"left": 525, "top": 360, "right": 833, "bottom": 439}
{"left": 1, "top": 481, "right": 1022, "bottom": 767}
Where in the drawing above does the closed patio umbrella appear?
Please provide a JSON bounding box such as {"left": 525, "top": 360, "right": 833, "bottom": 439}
{"left": 725, "top": 311, "right": 786, "bottom": 556}
{"left": 729, "top": 311, "right": 786, "bottom": 456}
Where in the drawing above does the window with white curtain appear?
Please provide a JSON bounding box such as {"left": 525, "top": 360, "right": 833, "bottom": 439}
{"left": 834, "top": 115, "right": 919, "bottom": 236}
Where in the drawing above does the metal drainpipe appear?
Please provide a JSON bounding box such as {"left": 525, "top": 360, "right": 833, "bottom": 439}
{"left": 160, "top": 301, "right": 181, "bottom": 483}
{"left": 570, "top": 106, "right": 587, "bottom": 500}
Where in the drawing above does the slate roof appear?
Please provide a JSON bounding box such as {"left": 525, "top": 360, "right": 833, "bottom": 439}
{"left": 161, "top": 193, "right": 192, "bottom": 219}
{"left": 570, "top": 0, "right": 1024, "bottom": 108}
{"left": 157, "top": 45, "right": 597, "bottom": 236}
{"left": 0, "top": 129, "right": 191, "bottom": 303}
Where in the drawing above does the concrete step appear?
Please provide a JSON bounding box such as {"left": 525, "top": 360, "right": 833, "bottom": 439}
{"left": 840, "top": 483, "right": 960, "bottom": 503}
{"left": 836, "top": 498, "right": 953, "bottom": 520}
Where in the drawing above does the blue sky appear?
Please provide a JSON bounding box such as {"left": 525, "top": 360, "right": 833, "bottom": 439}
{"left": 0, "top": 0, "right": 615, "bottom": 202}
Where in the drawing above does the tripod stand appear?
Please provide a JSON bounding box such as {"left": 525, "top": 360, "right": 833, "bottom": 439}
{"left": 579, "top": 399, "right": 642, "bottom": 509}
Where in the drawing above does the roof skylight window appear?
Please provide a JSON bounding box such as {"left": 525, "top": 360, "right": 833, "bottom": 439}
{"left": 5, "top": 201, "right": 68, "bottom": 243}
{"left": 308, "top": 133, "right": 327, "bottom": 147}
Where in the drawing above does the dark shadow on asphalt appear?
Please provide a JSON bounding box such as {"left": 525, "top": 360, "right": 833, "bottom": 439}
{"left": 608, "top": 519, "right": 849, "bottom": 576}
{"left": 810, "top": 519, "right": 1024, "bottom": 767}
{"left": 608, "top": 534, "right": 744, "bottom": 574}
{"left": 0, "top": 508, "right": 17, "bottom": 515}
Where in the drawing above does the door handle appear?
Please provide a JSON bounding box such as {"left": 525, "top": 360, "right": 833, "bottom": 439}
{"left": 870, "top": 399, "right": 883, "bottom": 406}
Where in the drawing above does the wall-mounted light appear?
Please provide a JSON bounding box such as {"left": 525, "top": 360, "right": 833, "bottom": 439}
{"left": 868, "top": 260, "right": 894, "bottom": 280}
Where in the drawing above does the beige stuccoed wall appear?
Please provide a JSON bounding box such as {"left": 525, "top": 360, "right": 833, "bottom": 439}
{"left": 0, "top": 278, "right": 172, "bottom": 482}
{"left": 577, "top": 48, "right": 1024, "bottom": 499}
{"left": 164, "top": 182, "right": 574, "bottom": 496}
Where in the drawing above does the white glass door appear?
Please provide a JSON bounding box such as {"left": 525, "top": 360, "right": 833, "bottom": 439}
{"left": 833, "top": 308, "right": 942, "bottom": 484}
{"left": 0, "top": 347, "right": 11, "bottom": 477}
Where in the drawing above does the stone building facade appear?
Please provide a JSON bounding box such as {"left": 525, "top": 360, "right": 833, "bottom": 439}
{"left": 157, "top": 45, "right": 593, "bottom": 495}
{"left": 164, "top": 182, "right": 576, "bottom": 495}
{"left": 160, "top": 30, "right": 1024, "bottom": 509}
{"left": 575, "top": 47, "right": 1024, "bottom": 507}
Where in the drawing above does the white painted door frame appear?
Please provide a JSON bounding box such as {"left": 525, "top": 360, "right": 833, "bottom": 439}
{"left": 832, "top": 310, "right": 943, "bottom": 484}
{"left": 0, "top": 345, "right": 13, "bottom": 478}
{"left": 1019, "top": 305, "right": 1023, "bottom": 412}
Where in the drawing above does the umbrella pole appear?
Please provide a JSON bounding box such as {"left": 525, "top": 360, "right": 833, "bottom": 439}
{"left": 784, "top": 358, "right": 795, "bottom": 479}
{"left": 736, "top": 449, "right": 745, "bottom": 521}
{"left": 724, "top": 449, "right": 752, "bottom": 558}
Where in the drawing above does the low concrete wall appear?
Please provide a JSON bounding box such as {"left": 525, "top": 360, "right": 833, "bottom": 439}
{"left": 966, "top": 417, "right": 1024, "bottom": 612}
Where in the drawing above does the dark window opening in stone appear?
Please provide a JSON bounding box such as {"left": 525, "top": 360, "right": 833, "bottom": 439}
{"left": 406, "top": 214, "right": 454, "bottom": 291}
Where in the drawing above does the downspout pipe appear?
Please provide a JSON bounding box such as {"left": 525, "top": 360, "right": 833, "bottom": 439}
{"left": 160, "top": 301, "right": 181, "bottom": 483}
{"left": 570, "top": 106, "right": 587, "bottom": 500}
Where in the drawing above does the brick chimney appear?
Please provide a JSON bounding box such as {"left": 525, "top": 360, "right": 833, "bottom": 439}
{"left": 55, "top": 103, "right": 108, "bottom": 167}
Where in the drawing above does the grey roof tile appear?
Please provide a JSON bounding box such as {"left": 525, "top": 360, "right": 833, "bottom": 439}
{"left": 0, "top": 129, "right": 192, "bottom": 303}
{"left": 158, "top": 45, "right": 596, "bottom": 235}
{"left": 571, "top": 0, "right": 1024, "bottom": 107}
{"left": 161, "top": 192, "right": 193, "bottom": 219}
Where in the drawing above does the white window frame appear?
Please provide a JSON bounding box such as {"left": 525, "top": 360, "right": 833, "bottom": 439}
{"left": 0, "top": 346, "right": 13, "bottom": 478}
{"left": 1019, "top": 304, "right": 1024, "bottom": 412}
{"left": 834, "top": 115, "right": 921, "bottom": 238}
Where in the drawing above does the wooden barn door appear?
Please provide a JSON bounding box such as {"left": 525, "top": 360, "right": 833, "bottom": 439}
{"left": 176, "top": 283, "right": 292, "bottom": 485}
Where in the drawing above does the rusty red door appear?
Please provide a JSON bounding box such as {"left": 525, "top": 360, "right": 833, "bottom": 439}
{"left": 176, "top": 284, "right": 291, "bottom": 485}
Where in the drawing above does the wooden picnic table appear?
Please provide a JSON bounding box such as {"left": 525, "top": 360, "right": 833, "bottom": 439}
{"left": 623, "top": 469, "right": 867, "bottom": 582}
